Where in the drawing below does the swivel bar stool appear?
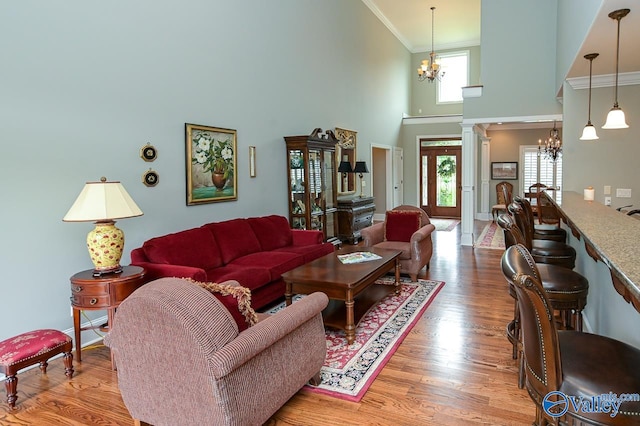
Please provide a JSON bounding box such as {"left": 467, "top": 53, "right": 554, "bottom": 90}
{"left": 512, "top": 195, "right": 566, "bottom": 243}
{"left": 498, "top": 214, "right": 588, "bottom": 388}
{"left": 508, "top": 201, "right": 576, "bottom": 269}
{"left": 502, "top": 244, "right": 640, "bottom": 426}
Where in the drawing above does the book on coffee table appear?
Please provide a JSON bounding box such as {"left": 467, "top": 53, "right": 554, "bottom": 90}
{"left": 337, "top": 251, "right": 382, "bottom": 264}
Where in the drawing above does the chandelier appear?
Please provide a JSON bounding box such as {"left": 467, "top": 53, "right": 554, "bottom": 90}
{"left": 538, "top": 122, "right": 562, "bottom": 162}
{"left": 417, "top": 7, "right": 444, "bottom": 83}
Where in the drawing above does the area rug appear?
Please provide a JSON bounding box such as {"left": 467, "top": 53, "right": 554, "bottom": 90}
{"left": 474, "top": 221, "right": 505, "bottom": 250}
{"left": 266, "top": 277, "right": 444, "bottom": 402}
{"left": 430, "top": 218, "right": 460, "bottom": 231}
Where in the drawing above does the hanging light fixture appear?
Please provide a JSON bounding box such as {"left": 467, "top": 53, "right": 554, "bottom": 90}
{"left": 602, "top": 8, "right": 630, "bottom": 129}
{"left": 417, "top": 6, "right": 444, "bottom": 83}
{"left": 538, "top": 122, "right": 562, "bottom": 162}
{"left": 580, "top": 53, "right": 599, "bottom": 140}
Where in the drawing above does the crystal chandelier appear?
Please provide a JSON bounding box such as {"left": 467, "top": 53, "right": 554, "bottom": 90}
{"left": 538, "top": 122, "right": 562, "bottom": 162}
{"left": 417, "top": 7, "right": 444, "bottom": 83}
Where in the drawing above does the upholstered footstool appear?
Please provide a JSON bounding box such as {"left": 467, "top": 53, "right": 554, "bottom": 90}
{"left": 0, "top": 329, "right": 74, "bottom": 409}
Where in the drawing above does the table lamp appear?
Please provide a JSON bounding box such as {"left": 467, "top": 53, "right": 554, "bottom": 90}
{"left": 353, "top": 161, "right": 369, "bottom": 198}
{"left": 63, "top": 177, "right": 143, "bottom": 276}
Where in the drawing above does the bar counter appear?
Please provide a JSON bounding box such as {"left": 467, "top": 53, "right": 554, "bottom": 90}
{"left": 545, "top": 191, "right": 640, "bottom": 312}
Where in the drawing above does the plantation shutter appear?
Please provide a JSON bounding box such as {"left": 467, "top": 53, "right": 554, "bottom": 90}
{"left": 520, "top": 146, "right": 562, "bottom": 194}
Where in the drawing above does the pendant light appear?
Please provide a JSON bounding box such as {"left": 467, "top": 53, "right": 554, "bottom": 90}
{"left": 580, "top": 53, "right": 599, "bottom": 140}
{"left": 602, "top": 8, "right": 630, "bottom": 129}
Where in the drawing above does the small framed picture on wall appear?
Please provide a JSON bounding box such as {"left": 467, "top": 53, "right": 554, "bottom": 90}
{"left": 491, "top": 162, "right": 518, "bottom": 180}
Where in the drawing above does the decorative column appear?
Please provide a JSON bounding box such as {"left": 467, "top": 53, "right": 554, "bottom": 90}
{"left": 479, "top": 129, "right": 491, "bottom": 221}
{"left": 460, "top": 123, "right": 477, "bottom": 246}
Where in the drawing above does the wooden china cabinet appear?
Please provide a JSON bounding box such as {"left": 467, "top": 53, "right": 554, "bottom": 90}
{"left": 284, "top": 128, "right": 339, "bottom": 244}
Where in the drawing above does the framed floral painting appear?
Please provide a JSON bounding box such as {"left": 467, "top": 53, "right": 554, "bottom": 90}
{"left": 185, "top": 123, "right": 237, "bottom": 205}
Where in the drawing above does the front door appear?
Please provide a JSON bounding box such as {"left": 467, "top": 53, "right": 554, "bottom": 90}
{"left": 420, "top": 146, "right": 462, "bottom": 218}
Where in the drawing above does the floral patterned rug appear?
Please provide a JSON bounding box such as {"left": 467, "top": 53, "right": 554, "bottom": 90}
{"left": 267, "top": 277, "right": 444, "bottom": 402}
{"left": 474, "top": 221, "right": 505, "bottom": 250}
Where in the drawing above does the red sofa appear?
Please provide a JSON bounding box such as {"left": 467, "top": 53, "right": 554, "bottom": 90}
{"left": 130, "top": 215, "right": 335, "bottom": 310}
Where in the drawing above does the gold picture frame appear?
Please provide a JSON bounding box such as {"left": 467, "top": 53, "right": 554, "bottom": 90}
{"left": 185, "top": 123, "right": 237, "bottom": 205}
{"left": 335, "top": 127, "right": 357, "bottom": 195}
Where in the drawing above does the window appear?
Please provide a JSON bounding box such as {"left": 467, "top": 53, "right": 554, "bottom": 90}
{"left": 437, "top": 51, "right": 469, "bottom": 104}
{"left": 520, "top": 145, "right": 562, "bottom": 194}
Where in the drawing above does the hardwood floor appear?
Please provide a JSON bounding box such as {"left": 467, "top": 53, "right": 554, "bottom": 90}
{"left": 0, "top": 221, "right": 535, "bottom": 425}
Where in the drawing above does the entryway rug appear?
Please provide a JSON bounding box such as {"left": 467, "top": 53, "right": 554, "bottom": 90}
{"left": 430, "top": 218, "right": 460, "bottom": 232}
{"left": 474, "top": 221, "right": 505, "bottom": 250}
{"left": 267, "top": 277, "right": 444, "bottom": 402}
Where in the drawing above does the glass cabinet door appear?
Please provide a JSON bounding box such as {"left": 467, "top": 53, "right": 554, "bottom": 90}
{"left": 308, "top": 149, "right": 323, "bottom": 232}
{"left": 288, "top": 148, "right": 306, "bottom": 230}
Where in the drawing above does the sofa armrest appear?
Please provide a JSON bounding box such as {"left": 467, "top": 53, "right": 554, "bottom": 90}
{"left": 131, "top": 261, "right": 207, "bottom": 282}
{"left": 291, "top": 229, "right": 324, "bottom": 246}
{"left": 209, "top": 292, "right": 329, "bottom": 377}
{"left": 361, "top": 222, "right": 385, "bottom": 246}
{"left": 409, "top": 223, "right": 436, "bottom": 260}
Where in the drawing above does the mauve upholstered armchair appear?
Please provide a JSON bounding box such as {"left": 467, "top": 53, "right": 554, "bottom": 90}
{"left": 104, "top": 277, "right": 328, "bottom": 426}
{"left": 360, "top": 205, "right": 435, "bottom": 281}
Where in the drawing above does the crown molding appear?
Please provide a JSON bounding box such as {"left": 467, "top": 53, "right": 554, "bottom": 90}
{"left": 361, "top": 0, "right": 412, "bottom": 51}
{"left": 566, "top": 71, "right": 640, "bottom": 90}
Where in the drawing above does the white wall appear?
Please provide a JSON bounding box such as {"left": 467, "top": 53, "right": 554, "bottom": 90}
{"left": 0, "top": 0, "right": 410, "bottom": 340}
{"left": 464, "top": 0, "right": 562, "bottom": 119}
{"left": 562, "top": 82, "right": 640, "bottom": 208}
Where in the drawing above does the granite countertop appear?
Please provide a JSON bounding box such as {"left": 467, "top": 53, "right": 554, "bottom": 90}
{"left": 545, "top": 191, "right": 640, "bottom": 303}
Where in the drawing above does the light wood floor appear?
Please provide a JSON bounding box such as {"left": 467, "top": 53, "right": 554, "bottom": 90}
{"left": 0, "top": 221, "right": 535, "bottom": 425}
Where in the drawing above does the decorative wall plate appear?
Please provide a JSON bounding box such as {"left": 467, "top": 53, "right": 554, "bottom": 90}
{"left": 142, "top": 169, "right": 159, "bottom": 187}
{"left": 140, "top": 143, "right": 158, "bottom": 162}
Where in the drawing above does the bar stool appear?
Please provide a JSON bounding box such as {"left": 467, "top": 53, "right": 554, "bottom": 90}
{"left": 508, "top": 202, "right": 576, "bottom": 269}
{"left": 512, "top": 195, "right": 566, "bottom": 243}
{"left": 502, "top": 244, "right": 640, "bottom": 426}
{"left": 498, "top": 214, "right": 588, "bottom": 388}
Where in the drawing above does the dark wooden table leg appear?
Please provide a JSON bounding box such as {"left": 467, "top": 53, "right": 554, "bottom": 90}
{"left": 73, "top": 308, "right": 82, "bottom": 362}
{"left": 345, "top": 291, "right": 355, "bottom": 345}
{"left": 285, "top": 282, "right": 293, "bottom": 306}
{"left": 394, "top": 258, "right": 401, "bottom": 294}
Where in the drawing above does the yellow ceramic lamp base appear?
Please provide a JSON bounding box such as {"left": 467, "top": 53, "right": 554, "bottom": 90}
{"left": 87, "top": 221, "right": 124, "bottom": 276}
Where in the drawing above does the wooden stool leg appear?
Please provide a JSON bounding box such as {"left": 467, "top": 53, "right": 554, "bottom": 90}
{"left": 575, "top": 309, "right": 583, "bottom": 332}
{"left": 5, "top": 374, "right": 17, "bottom": 409}
{"left": 39, "top": 360, "right": 48, "bottom": 374}
{"left": 63, "top": 352, "right": 74, "bottom": 379}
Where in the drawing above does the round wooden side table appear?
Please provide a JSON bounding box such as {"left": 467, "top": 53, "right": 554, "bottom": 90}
{"left": 69, "top": 265, "right": 146, "bottom": 369}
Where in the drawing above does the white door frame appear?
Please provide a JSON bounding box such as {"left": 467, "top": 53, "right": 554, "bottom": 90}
{"left": 370, "top": 144, "right": 393, "bottom": 222}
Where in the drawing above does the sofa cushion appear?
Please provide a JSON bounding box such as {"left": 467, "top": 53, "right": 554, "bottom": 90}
{"left": 230, "top": 251, "right": 304, "bottom": 281}
{"left": 384, "top": 210, "right": 421, "bottom": 242}
{"left": 275, "top": 242, "right": 334, "bottom": 263}
{"left": 205, "top": 264, "right": 272, "bottom": 292}
{"left": 205, "top": 219, "right": 262, "bottom": 264}
{"left": 185, "top": 279, "right": 258, "bottom": 332}
{"left": 247, "top": 215, "right": 293, "bottom": 251}
{"left": 143, "top": 227, "right": 223, "bottom": 269}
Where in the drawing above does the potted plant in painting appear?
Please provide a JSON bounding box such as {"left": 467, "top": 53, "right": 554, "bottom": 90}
{"left": 192, "top": 133, "right": 234, "bottom": 190}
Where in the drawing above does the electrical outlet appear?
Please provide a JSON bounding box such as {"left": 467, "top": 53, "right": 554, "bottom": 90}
{"left": 605, "top": 197, "right": 612, "bottom": 206}
{"left": 604, "top": 185, "right": 611, "bottom": 195}
{"left": 616, "top": 188, "right": 632, "bottom": 198}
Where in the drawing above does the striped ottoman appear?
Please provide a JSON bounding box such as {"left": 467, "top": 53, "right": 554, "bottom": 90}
{"left": 0, "top": 329, "right": 74, "bottom": 409}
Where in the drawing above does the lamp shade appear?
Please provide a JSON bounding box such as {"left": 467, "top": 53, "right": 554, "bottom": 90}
{"left": 338, "top": 161, "right": 353, "bottom": 174}
{"left": 63, "top": 178, "right": 143, "bottom": 222}
{"left": 602, "top": 106, "right": 629, "bottom": 129}
{"left": 579, "top": 123, "right": 599, "bottom": 140}
{"left": 63, "top": 177, "right": 143, "bottom": 276}
{"left": 353, "top": 161, "right": 369, "bottom": 174}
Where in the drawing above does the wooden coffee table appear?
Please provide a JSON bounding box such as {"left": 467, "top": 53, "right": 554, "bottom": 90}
{"left": 282, "top": 246, "right": 402, "bottom": 345}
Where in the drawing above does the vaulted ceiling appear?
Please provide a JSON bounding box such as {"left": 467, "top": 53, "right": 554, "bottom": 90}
{"left": 363, "top": 0, "right": 640, "bottom": 80}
